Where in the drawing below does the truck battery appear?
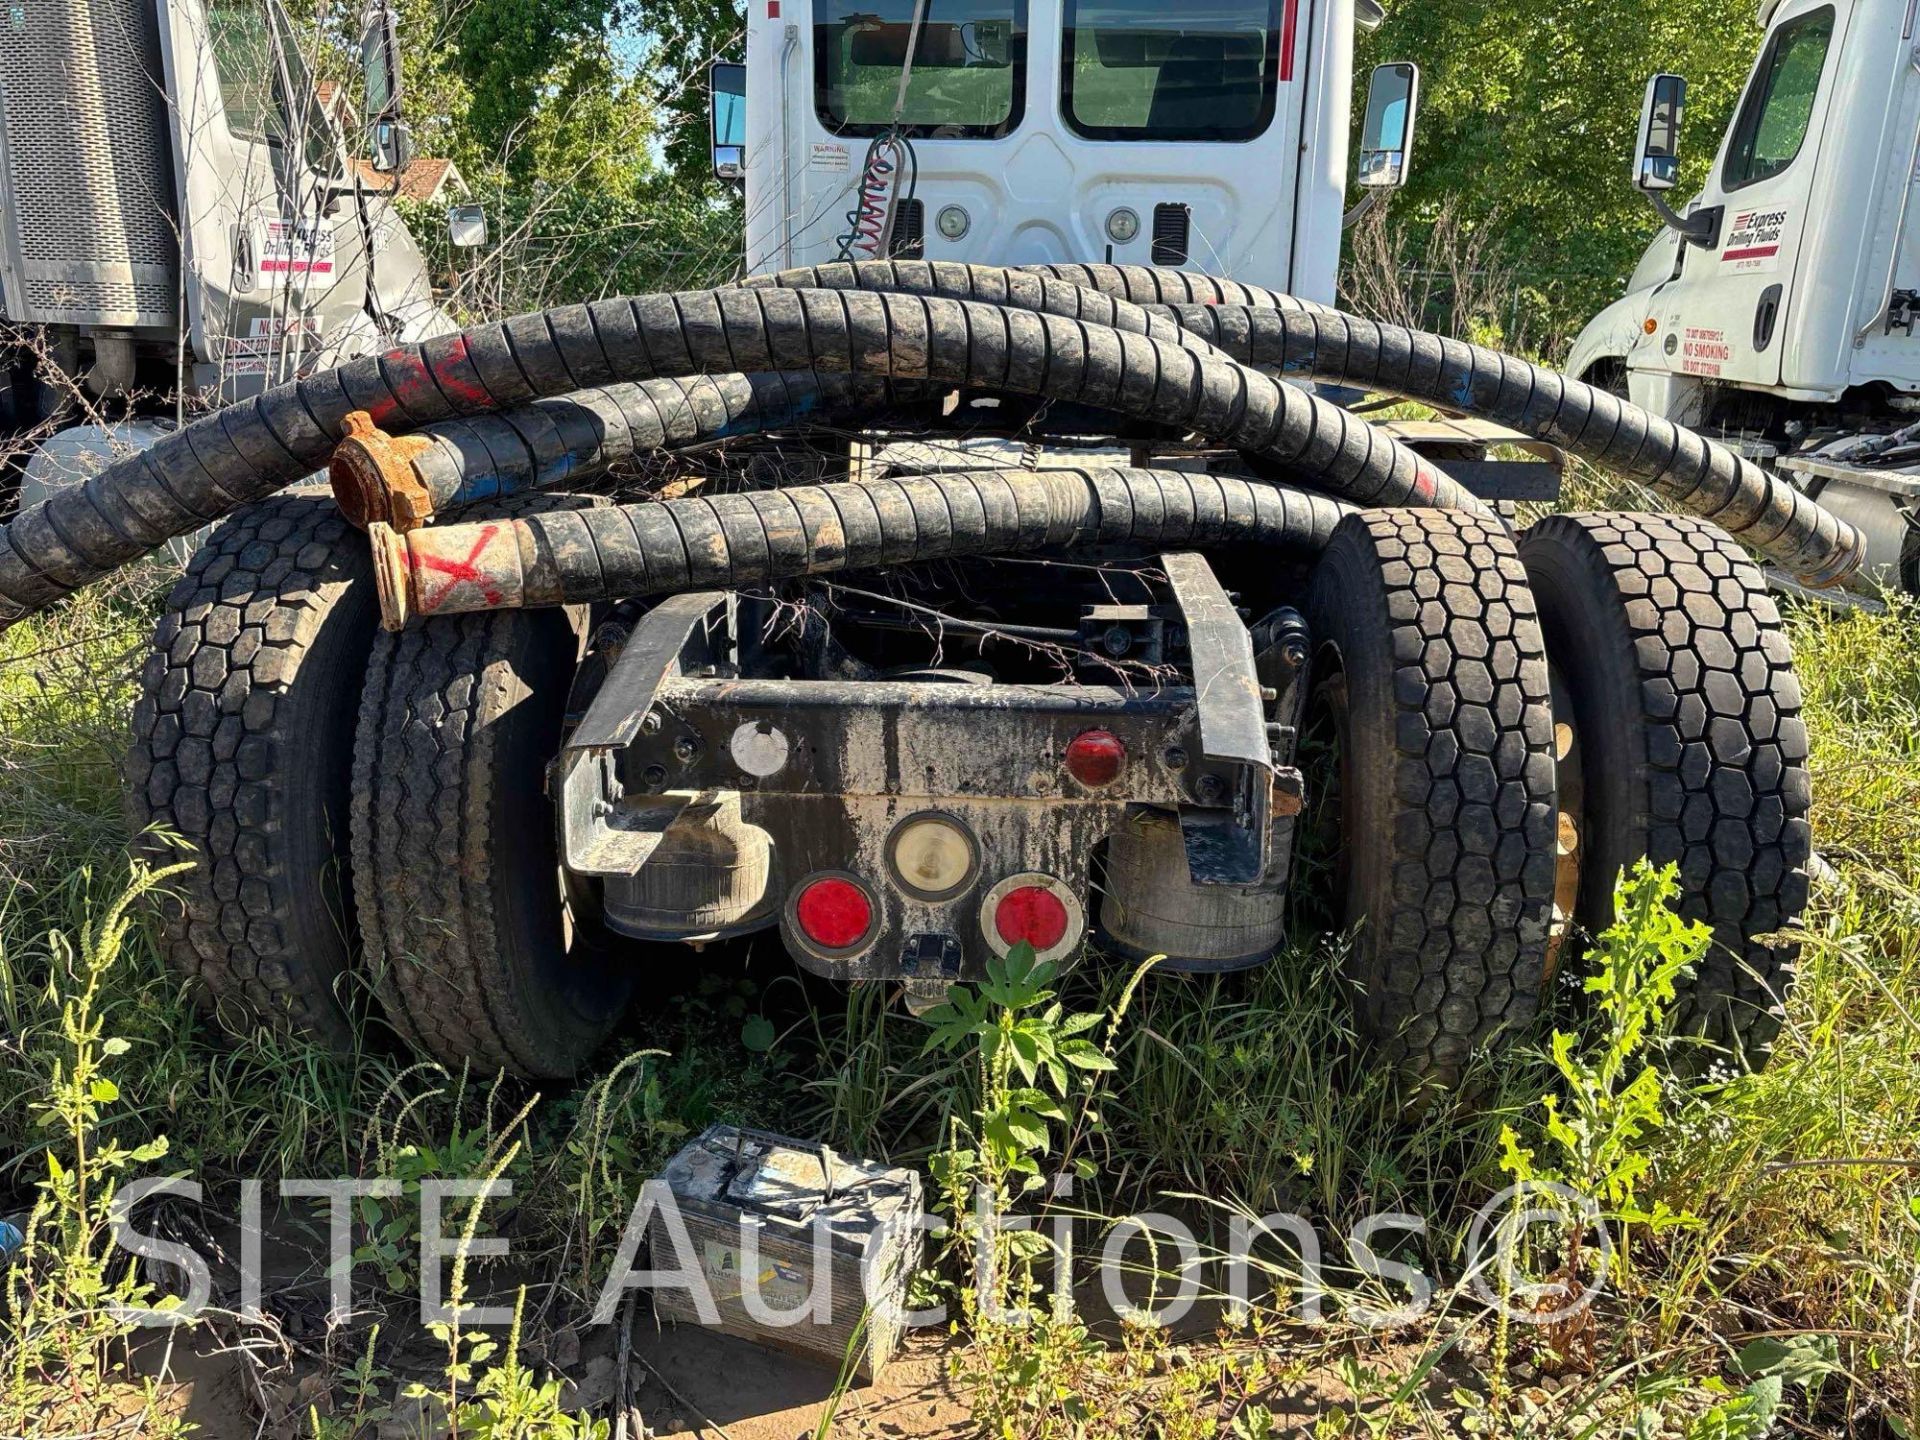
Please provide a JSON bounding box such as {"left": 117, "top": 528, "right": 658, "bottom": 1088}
{"left": 648, "top": 1125, "right": 925, "bottom": 1379}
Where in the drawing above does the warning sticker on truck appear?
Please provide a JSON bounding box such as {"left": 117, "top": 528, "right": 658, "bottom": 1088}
{"left": 1679, "top": 326, "right": 1730, "bottom": 378}
{"left": 1721, "top": 208, "right": 1789, "bottom": 273}
{"left": 808, "top": 142, "right": 851, "bottom": 174}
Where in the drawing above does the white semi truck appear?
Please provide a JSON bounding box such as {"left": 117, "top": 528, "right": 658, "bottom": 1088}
{"left": 715, "top": 0, "right": 1411, "bottom": 300}
{"left": 1566, "top": 0, "right": 1920, "bottom": 591}
{"left": 0, "top": 0, "right": 459, "bottom": 513}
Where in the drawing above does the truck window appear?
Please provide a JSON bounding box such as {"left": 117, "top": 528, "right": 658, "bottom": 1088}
{"left": 207, "top": 2, "right": 277, "bottom": 141}
{"left": 207, "top": 2, "right": 340, "bottom": 176}
{"left": 1063, "top": 0, "right": 1281, "bottom": 142}
{"left": 814, "top": 0, "right": 1028, "bottom": 139}
{"left": 1724, "top": 5, "right": 1834, "bottom": 190}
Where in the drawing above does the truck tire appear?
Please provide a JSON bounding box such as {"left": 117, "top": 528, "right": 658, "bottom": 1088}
{"left": 1519, "top": 513, "right": 1811, "bottom": 1063}
{"left": 124, "top": 493, "right": 377, "bottom": 1045}
{"left": 350, "top": 604, "right": 632, "bottom": 1077}
{"left": 1306, "top": 511, "right": 1559, "bottom": 1090}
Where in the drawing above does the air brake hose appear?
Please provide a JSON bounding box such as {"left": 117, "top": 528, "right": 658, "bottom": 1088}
{"left": 1157, "top": 303, "right": 1864, "bottom": 586}
{"left": 332, "top": 371, "right": 906, "bottom": 529}
{"left": 0, "top": 287, "right": 1468, "bottom": 625}
{"left": 367, "top": 466, "right": 1351, "bottom": 628}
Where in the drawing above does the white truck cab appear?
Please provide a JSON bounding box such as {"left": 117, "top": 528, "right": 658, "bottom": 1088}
{"left": 0, "top": 0, "right": 469, "bottom": 513}
{"left": 715, "top": 0, "right": 1413, "bottom": 303}
{"left": 1566, "top": 0, "right": 1920, "bottom": 588}
{"left": 0, "top": 0, "right": 472, "bottom": 503}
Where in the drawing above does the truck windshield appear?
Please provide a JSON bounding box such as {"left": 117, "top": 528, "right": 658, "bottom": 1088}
{"left": 1724, "top": 5, "right": 1834, "bottom": 190}
{"left": 814, "top": 0, "right": 1028, "bottom": 139}
{"left": 1063, "top": 0, "right": 1281, "bottom": 142}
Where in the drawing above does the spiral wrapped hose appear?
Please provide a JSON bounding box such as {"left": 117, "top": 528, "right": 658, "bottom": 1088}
{"left": 368, "top": 466, "right": 1351, "bottom": 626}
{"left": 332, "top": 371, "right": 906, "bottom": 528}
{"left": 1020, "top": 262, "right": 1333, "bottom": 315}
{"left": 0, "top": 286, "right": 1465, "bottom": 625}
{"left": 745, "top": 259, "right": 1227, "bottom": 354}
{"left": 1156, "top": 302, "right": 1863, "bottom": 587}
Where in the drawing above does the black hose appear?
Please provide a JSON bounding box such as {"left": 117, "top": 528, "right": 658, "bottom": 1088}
{"left": 342, "top": 371, "right": 904, "bottom": 526}
{"left": 1019, "top": 262, "right": 1333, "bottom": 315}
{"left": 0, "top": 286, "right": 1468, "bottom": 624}
{"left": 369, "top": 466, "right": 1351, "bottom": 625}
{"left": 1156, "top": 303, "right": 1861, "bottom": 585}
{"left": 745, "top": 259, "right": 1226, "bottom": 355}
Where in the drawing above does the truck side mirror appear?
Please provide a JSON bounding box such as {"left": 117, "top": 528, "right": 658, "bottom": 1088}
{"left": 448, "top": 204, "right": 488, "bottom": 249}
{"left": 1357, "top": 63, "right": 1420, "bottom": 189}
{"left": 1631, "top": 72, "right": 1722, "bottom": 247}
{"left": 1634, "top": 73, "right": 1686, "bottom": 192}
{"left": 372, "top": 119, "right": 413, "bottom": 176}
{"left": 710, "top": 61, "right": 746, "bottom": 181}
{"left": 360, "top": 4, "right": 404, "bottom": 122}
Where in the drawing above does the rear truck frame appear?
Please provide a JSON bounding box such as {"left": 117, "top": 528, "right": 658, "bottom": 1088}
{"left": 0, "top": 0, "right": 1847, "bottom": 1101}
{"left": 556, "top": 567, "right": 1310, "bottom": 988}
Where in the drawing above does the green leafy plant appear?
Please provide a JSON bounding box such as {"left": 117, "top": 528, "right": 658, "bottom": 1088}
{"left": 922, "top": 941, "right": 1117, "bottom": 1194}
{"left": 1499, "top": 860, "right": 1710, "bottom": 1244}
{"left": 2, "top": 861, "right": 192, "bottom": 1437}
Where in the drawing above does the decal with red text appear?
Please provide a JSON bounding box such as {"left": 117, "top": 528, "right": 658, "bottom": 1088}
{"left": 260, "top": 219, "right": 336, "bottom": 279}
{"left": 1680, "top": 326, "right": 1730, "bottom": 378}
{"left": 1721, "top": 208, "right": 1789, "bottom": 273}
{"left": 222, "top": 316, "right": 327, "bottom": 377}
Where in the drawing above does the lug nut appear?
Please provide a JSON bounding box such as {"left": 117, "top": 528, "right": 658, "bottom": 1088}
{"left": 673, "top": 734, "right": 703, "bottom": 762}
{"left": 1196, "top": 773, "right": 1227, "bottom": 803}
{"left": 1162, "top": 745, "right": 1189, "bottom": 772}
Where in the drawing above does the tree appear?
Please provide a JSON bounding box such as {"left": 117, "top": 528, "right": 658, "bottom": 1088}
{"left": 1356, "top": 0, "right": 1763, "bottom": 352}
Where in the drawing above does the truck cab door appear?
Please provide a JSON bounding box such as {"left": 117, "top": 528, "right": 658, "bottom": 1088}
{"left": 155, "top": 0, "right": 373, "bottom": 400}
{"left": 1642, "top": 0, "right": 1847, "bottom": 391}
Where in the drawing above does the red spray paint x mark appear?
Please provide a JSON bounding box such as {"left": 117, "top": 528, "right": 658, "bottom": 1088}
{"left": 425, "top": 335, "right": 497, "bottom": 412}
{"left": 408, "top": 524, "right": 507, "bottom": 613}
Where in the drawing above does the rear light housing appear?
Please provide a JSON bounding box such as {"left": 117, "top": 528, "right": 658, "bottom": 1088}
{"left": 886, "top": 812, "right": 980, "bottom": 900}
{"left": 1064, "top": 728, "right": 1126, "bottom": 788}
{"left": 790, "top": 874, "right": 876, "bottom": 955}
{"left": 980, "top": 873, "right": 1085, "bottom": 964}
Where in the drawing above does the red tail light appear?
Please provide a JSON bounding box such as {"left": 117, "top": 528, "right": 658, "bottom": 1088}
{"left": 981, "top": 873, "right": 1084, "bottom": 962}
{"left": 793, "top": 876, "right": 874, "bottom": 951}
{"left": 1064, "top": 728, "right": 1125, "bottom": 787}
{"left": 994, "top": 886, "right": 1070, "bottom": 950}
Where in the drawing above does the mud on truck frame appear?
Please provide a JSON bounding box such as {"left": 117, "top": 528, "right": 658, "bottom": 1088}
{"left": 0, "top": 0, "right": 1861, "bottom": 1098}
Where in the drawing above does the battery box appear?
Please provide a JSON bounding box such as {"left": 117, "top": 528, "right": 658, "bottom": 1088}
{"left": 648, "top": 1125, "right": 925, "bottom": 1379}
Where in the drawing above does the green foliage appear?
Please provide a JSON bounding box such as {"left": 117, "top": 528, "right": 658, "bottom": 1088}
{"left": 922, "top": 942, "right": 1116, "bottom": 1189}
{"left": 416, "top": 1289, "right": 608, "bottom": 1440}
{"left": 2, "top": 862, "right": 194, "bottom": 1438}
{"left": 1498, "top": 860, "right": 1708, "bottom": 1234}
{"left": 1359, "top": 0, "right": 1764, "bottom": 349}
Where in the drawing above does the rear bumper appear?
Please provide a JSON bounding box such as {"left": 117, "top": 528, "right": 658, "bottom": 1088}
{"left": 557, "top": 555, "right": 1308, "bottom": 981}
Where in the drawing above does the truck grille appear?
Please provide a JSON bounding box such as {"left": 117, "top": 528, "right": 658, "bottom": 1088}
{"left": 887, "top": 199, "right": 925, "bottom": 260}
{"left": 0, "top": 0, "right": 179, "bottom": 328}
{"left": 1152, "top": 204, "right": 1191, "bottom": 267}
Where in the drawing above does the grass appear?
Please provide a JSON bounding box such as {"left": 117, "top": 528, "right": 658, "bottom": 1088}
{"left": 3, "top": 545, "right": 1919, "bottom": 1436}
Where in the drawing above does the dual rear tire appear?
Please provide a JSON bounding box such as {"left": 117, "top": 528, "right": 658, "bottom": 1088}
{"left": 1308, "top": 508, "right": 1811, "bottom": 1085}
{"left": 126, "top": 493, "right": 626, "bottom": 1078}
